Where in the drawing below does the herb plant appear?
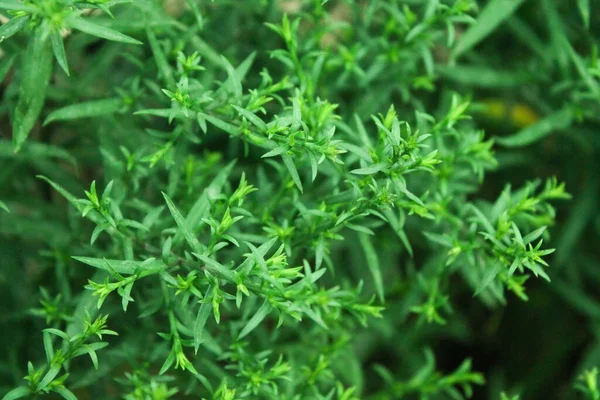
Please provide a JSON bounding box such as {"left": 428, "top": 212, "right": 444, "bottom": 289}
{"left": 1, "top": 0, "right": 599, "bottom": 399}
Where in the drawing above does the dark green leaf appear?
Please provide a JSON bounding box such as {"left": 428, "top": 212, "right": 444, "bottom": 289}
{"left": 44, "top": 98, "right": 123, "bottom": 125}
{"left": 454, "top": 0, "right": 526, "bottom": 57}
{"left": 0, "top": 16, "right": 29, "bottom": 41}
{"left": 238, "top": 299, "right": 273, "bottom": 339}
{"left": 12, "top": 32, "right": 53, "bottom": 152}
{"left": 66, "top": 16, "right": 143, "bottom": 45}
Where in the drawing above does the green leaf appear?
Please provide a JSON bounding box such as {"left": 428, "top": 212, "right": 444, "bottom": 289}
{"left": 37, "top": 365, "right": 60, "bottom": 392}
{"left": 0, "top": 55, "right": 15, "bottom": 84}
{"left": 162, "top": 192, "right": 205, "bottom": 254}
{"left": 12, "top": 32, "right": 53, "bottom": 152}
{"left": 0, "top": 16, "right": 29, "bottom": 41}
{"left": 43, "top": 328, "right": 70, "bottom": 341}
{"left": 474, "top": 261, "right": 502, "bottom": 296}
{"left": 562, "top": 38, "right": 600, "bottom": 97}
{"left": 50, "top": 30, "right": 69, "bottom": 76}
{"left": 193, "top": 253, "right": 235, "bottom": 281}
{"left": 232, "top": 105, "right": 267, "bottom": 131}
{"left": 36, "top": 176, "right": 103, "bottom": 224}
{"left": 73, "top": 257, "right": 164, "bottom": 276}
{"left": 358, "top": 232, "right": 384, "bottom": 302}
{"left": 221, "top": 55, "right": 242, "bottom": 98}
{"left": 0, "top": 1, "right": 34, "bottom": 11}
{"left": 577, "top": 0, "right": 590, "bottom": 28}
{"left": 351, "top": 164, "right": 385, "bottom": 175}
{"left": 146, "top": 27, "right": 174, "bottom": 86}
{"left": 470, "top": 205, "right": 495, "bottom": 235}
{"left": 281, "top": 153, "right": 303, "bottom": 193}
{"left": 44, "top": 98, "right": 123, "bottom": 125}
{"left": 238, "top": 299, "right": 273, "bottom": 339}
{"left": 193, "top": 288, "right": 213, "bottom": 353}
{"left": 0, "top": 200, "right": 9, "bottom": 212}
{"left": 66, "top": 16, "right": 143, "bottom": 45}
{"left": 496, "top": 108, "right": 573, "bottom": 147}
{"left": 53, "top": 387, "right": 78, "bottom": 400}
{"left": 1, "top": 387, "right": 30, "bottom": 400}
{"left": 43, "top": 331, "right": 54, "bottom": 364}
{"left": 202, "top": 113, "right": 241, "bottom": 136}
{"left": 454, "top": 0, "right": 526, "bottom": 57}
{"left": 173, "top": 192, "right": 210, "bottom": 246}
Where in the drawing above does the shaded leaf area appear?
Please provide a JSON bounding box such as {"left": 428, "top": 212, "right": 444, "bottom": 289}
{"left": 0, "top": 1, "right": 599, "bottom": 400}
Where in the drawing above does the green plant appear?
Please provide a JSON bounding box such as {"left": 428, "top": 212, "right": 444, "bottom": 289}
{"left": 1, "top": 0, "right": 599, "bottom": 399}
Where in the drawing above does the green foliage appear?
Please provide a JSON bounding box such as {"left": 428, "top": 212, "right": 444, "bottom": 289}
{"left": 1, "top": 0, "right": 599, "bottom": 399}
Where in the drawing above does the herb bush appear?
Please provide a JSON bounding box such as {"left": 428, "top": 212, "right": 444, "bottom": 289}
{"left": 1, "top": 0, "right": 599, "bottom": 399}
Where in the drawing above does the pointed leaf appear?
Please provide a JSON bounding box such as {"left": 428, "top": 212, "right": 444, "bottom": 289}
{"left": 162, "top": 192, "right": 205, "bottom": 254}
{"left": 281, "top": 153, "right": 303, "bottom": 192}
{"left": 0, "top": 16, "right": 29, "bottom": 41}
{"left": 44, "top": 98, "right": 123, "bottom": 125}
{"left": 474, "top": 262, "right": 502, "bottom": 296}
{"left": 358, "top": 233, "right": 384, "bottom": 302}
{"left": 238, "top": 299, "right": 273, "bottom": 339}
{"left": 232, "top": 105, "right": 267, "bottom": 131}
{"left": 54, "top": 387, "right": 77, "bottom": 400}
{"left": 194, "top": 289, "right": 213, "bottom": 353}
{"left": 66, "top": 16, "right": 142, "bottom": 45}
{"left": 12, "top": 32, "right": 53, "bottom": 152}
{"left": 496, "top": 108, "right": 572, "bottom": 148}
{"left": 50, "top": 30, "right": 69, "bottom": 76}
{"left": 1, "top": 387, "right": 30, "bottom": 400}
{"left": 454, "top": 0, "right": 526, "bottom": 57}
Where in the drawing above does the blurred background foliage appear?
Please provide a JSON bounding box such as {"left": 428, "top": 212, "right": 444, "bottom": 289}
{"left": 1, "top": 0, "right": 600, "bottom": 399}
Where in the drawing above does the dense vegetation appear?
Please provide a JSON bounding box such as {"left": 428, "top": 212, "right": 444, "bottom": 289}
{"left": 1, "top": 0, "right": 599, "bottom": 399}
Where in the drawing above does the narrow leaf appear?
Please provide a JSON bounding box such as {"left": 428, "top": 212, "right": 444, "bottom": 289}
{"left": 50, "top": 30, "right": 69, "bottom": 76}
{"left": 474, "top": 262, "right": 502, "bottom": 296}
{"left": 54, "top": 387, "right": 77, "bottom": 400}
{"left": 193, "top": 289, "right": 213, "bottom": 353}
{"left": 146, "top": 27, "right": 174, "bottom": 86}
{"left": 358, "top": 233, "right": 385, "bottom": 302}
{"left": 12, "top": 32, "right": 53, "bottom": 152}
{"left": 281, "top": 153, "right": 303, "bottom": 193}
{"left": 221, "top": 55, "right": 242, "bottom": 98}
{"left": 454, "top": 0, "right": 526, "bottom": 57}
{"left": 351, "top": 164, "right": 384, "bottom": 175}
{"left": 162, "top": 192, "right": 205, "bottom": 254}
{"left": 238, "top": 300, "right": 273, "bottom": 339}
{"left": 1, "top": 387, "right": 30, "bottom": 400}
{"left": 577, "top": 0, "right": 590, "bottom": 28}
{"left": 496, "top": 108, "right": 572, "bottom": 147}
{"left": 44, "top": 98, "right": 123, "bottom": 125}
{"left": 73, "top": 257, "right": 164, "bottom": 276}
{"left": 232, "top": 105, "right": 267, "bottom": 131}
{"left": 193, "top": 253, "right": 235, "bottom": 281}
{"left": 0, "top": 16, "right": 29, "bottom": 41}
{"left": 0, "top": 55, "right": 15, "bottom": 84}
{"left": 66, "top": 16, "right": 142, "bottom": 45}
{"left": 0, "top": 0, "right": 34, "bottom": 10}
